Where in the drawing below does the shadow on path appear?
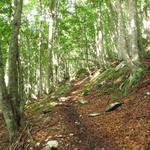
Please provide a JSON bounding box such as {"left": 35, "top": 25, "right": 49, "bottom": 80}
{"left": 59, "top": 104, "right": 113, "bottom": 150}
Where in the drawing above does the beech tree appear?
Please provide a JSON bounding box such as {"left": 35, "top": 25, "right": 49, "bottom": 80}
{"left": 0, "top": 42, "right": 18, "bottom": 141}
{"left": 0, "top": 0, "right": 23, "bottom": 141}
{"left": 128, "top": 0, "right": 141, "bottom": 67}
{"left": 46, "top": 0, "right": 57, "bottom": 94}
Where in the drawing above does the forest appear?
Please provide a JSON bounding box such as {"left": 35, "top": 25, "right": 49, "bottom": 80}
{"left": 0, "top": 0, "right": 150, "bottom": 149}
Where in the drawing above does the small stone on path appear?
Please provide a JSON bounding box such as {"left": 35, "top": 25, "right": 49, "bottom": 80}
{"left": 79, "top": 99, "right": 89, "bottom": 105}
{"left": 43, "top": 140, "right": 59, "bottom": 150}
{"left": 88, "top": 112, "right": 101, "bottom": 117}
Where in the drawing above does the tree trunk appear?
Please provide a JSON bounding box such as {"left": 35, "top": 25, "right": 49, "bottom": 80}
{"left": 8, "top": 0, "right": 23, "bottom": 130}
{"left": 26, "top": 36, "right": 32, "bottom": 99}
{"left": 46, "top": 16, "right": 54, "bottom": 94}
{"left": 38, "top": 22, "right": 42, "bottom": 96}
{"left": 37, "top": 0, "right": 43, "bottom": 96}
{"left": 128, "top": 0, "right": 141, "bottom": 68}
{"left": 95, "top": 4, "right": 106, "bottom": 68}
{"left": 116, "top": 0, "right": 133, "bottom": 68}
{"left": 0, "top": 42, "right": 18, "bottom": 141}
{"left": 46, "top": 0, "right": 58, "bottom": 92}
{"left": 18, "top": 56, "right": 25, "bottom": 126}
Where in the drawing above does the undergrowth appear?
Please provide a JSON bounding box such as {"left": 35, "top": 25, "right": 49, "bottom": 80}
{"left": 81, "top": 61, "right": 147, "bottom": 96}
{"left": 81, "top": 84, "right": 91, "bottom": 96}
{"left": 55, "top": 82, "right": 71, "bottom": 96}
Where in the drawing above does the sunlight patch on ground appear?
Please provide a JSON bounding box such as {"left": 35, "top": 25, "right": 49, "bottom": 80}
{"left": 71, "top": 90, "right": 79, "bottom": 95}
{"left": 35, "top": 131, "right": 47, "bottom": 141}
{"left": 58, "top": 96, "right": 71, "bottom": 102}
{"left": 75, "top": 77, "right": 88, "bottom": 86}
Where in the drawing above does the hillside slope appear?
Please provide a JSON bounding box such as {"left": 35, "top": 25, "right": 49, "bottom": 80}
{"left": 0, "top": 62, "right": 150, "bottom": 150}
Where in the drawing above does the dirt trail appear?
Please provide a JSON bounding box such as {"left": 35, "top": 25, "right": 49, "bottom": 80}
{"left": 50, "top": 80, "right": 109, "bottom": 150}
{"left": 54, "top": 78, "right": 111, "bottom": 150}
{"left": 0, "top": 62, "right": 150, "bottom": 149}
{"left": 25, "top": 77, "right": 113, "bottom": 150}
{"left": 38, "top": 71, "right": 149, "bottom": 150}
{"left": 59, "top": 105, "right": 106, "bottom": 150}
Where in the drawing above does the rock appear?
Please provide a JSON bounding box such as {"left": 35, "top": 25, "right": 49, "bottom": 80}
{"left": 88, "top": 112, "right": 101, "bottom": 117}
{"left": 59, "top": 96, "right": 70, "bottom": 102}
{"left": 47, "top": 140, "right": 58, "bottom": 147}
{"left": 69, "top": 133, "right": 74, "bottom": 136}
{"left": 35, "top": 142, "right": 40, "bottom": 147}
{"left": 75, "top": 121, "right": 80, "bottom": 125}
{"left": 105, "top": 101, "right": 122, "bottom": 112}
{"left": 146, "top": 92, "right": 150, "bottom": 96}
{"left": 79, "top": 99, "right": 88, "bottom": 105}
{"left": 43, "top": 140, "right": 59, "bottom": 150}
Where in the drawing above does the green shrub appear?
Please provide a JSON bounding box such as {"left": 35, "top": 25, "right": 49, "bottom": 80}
{"left": 55, "top": 83, "right": 71, "bottom": 96}
{"left": 81, "top": 84, "right": 91, "bottom": 96}
{"left": 76, "top": 68, "right": 89, "bottom": 78}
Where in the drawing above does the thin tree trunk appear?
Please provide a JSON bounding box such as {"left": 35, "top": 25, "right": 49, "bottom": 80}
{"left": 46, "top": 16, "right": 54, "bottom": 94}
{"left": 18, "top": 56, "right": 25, "bottom": 126}
{"left": 64, "top": 60, "right": 70, "bottom": 81}
{"left": 37, "top": 0, "right": 43, "bottom": 96}
{"left": 38, "top": 22, "right": 42, "bottom": 96}
{"left": 26, "top": 36, "right": 31, "bottom": 99}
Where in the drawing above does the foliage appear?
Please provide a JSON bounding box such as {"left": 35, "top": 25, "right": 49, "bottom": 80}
{"left": 110, "top": 95, "right": 119, "bottom": 102}
{"left": 81, "top": 83, "right": 91, "bottom": 96}
{"left": 55, "top": 83, "right": 71, "bottom": 96}
{"left": 76, "top": 68, "right": 89, "bottom": 78}
{"left": 6, "top": 0, "right": 148, "bottom": 98}
{"left": 87, "top": 62, "right": 147, "bottom": 96}
{"left": 120, "top": 67, "right": 146, "bottom": 95}
{"left": 91, "top": 62, "right": 128, "bottom": 85}
{"left": 26, "top": 99, "right": 57, "bottom": 113}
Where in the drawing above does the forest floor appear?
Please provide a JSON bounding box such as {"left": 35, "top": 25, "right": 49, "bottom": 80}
{"left": 0, "top": 61, "right": 150, "bottom": 150}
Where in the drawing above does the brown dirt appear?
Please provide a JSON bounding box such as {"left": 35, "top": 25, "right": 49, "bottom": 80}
{"left": 0, "top": 64, "right": 150, "bottom": 150}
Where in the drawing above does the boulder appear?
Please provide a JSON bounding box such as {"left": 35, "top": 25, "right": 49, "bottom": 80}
{"left": 105, "top": 101, "right": 122, "bottom": 112}
{"left": 43, "top": 140, "right": 59, "bottom": 150}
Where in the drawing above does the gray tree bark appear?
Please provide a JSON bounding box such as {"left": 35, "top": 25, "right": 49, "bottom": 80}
{"left": 0, "top": 42, "right": 18, "bottom": 141}
{"left": 46, "top": 13, "right": 54, "bottom": 94}
{"left": 128, "top": 0, "right": 141, "bottom": 68}
{"left": 8, "top": 0, "right": 23, "bottom": 130}
{"left": 37, "top": 0, "right": 43, "bottom": 96}
{"left": 46, "top": 0, "right": 58, "bottom": 90}
{"left": 116, "top": 0, "right": 133, "bottom": 68}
